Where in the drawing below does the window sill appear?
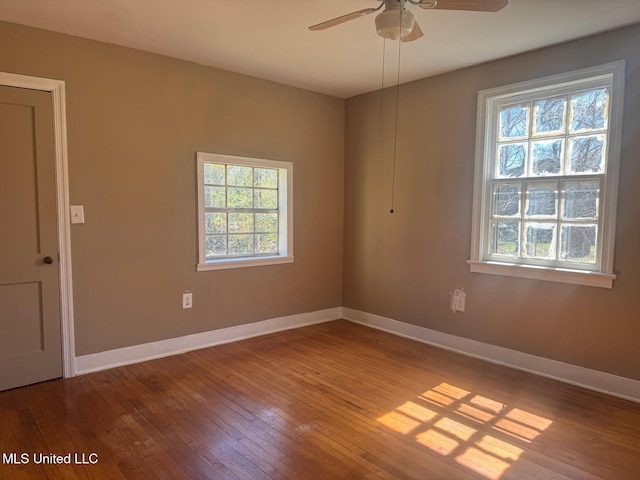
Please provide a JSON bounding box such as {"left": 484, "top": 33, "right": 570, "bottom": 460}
{"left": 467, "top": 260, "right": 616, "bottom": 289}
{"left": 197, "top": 255, "right": 294, "bottom": 272}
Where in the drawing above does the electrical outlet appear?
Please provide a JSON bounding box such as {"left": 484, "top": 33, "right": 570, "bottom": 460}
{"left": 182, "top": 292, "right": 193, "bottom": 309}
{"left": 456, "top": 293, "right": 465, "bottom": 312}
{"left": 451, "top": 287, "right": 466, "bottom": 313}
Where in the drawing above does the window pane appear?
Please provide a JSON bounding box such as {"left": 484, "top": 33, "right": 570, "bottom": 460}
{"left": 228, "top": 213, "right": 254, "bottom": 233}
{"left": 563, "top": 181, "right": 598, "bottom": 219}
{"left": 256, "top": 234, "right": 278, "bottom": 254}
{"left": 568, "top": 135, "right": 605, "bottom": 174}
{"left": 525, "top": 183, "right": 557, "bottom": 217}
{"left": 498, "top": 143, "right": 526, "bottom": 178}
{"left": 524, "top": 223, "right": 556, "bottom": 259}
{"left": 205, "top": 235, "right": 226, "bottom": 257}
{"left": 228, "top": 234, "right": 254, "bottom": 256}
{"left": 531, "top": 139, "right": 563, "bottom": 176}
{"left": 493, "top": 184, "right": 520, "bottom": 217}
{"left": 255, "top": 213, "right": 278, "bottom": 233}
{"left": 254, "top": 168, "right": 278, "bottom": 188}
{"left": 491, "top": 220, "right": 520, "bottom": 257}
{"left": 499, "top": 104, "right": 529, "bottom": 140}
{"left": 227, "top": 165, "right": 253, "bottom": 186}
{"left": 204, "top": 186, "right": 226, "bottom": 208}
{"left": 561, "top": 225, "right": 597, "bottom": 263}
{"left": 570, "top": 88, "right": 608, "bottom": 132}
{"left": 204, "top": 163, "right": 225, "bottom": 185}
{"left": 205, "top": 212, "right": 226, "bottom": 234}
{"left": 254, "top": 189, "right": 278, "bottom": 209}
{"left": 227, "top": 187, "right": 253, "bottom": 208}
{"left": 533, "top": 97, "right": 566, "bottom": 136}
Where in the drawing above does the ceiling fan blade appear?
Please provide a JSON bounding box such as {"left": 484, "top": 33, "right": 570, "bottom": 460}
{"left": 419, "top": 0, "right": 508, "bottom": 12}
{"left": 309, "top": 8, "right": 379, "bottom": 31}
{"left": 401, "top": 21, "right": 424, "bottom": 42}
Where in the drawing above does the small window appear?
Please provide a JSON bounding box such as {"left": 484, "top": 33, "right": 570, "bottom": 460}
{"left": 197, "top": 152, "right": 293, "bottom": 271}
{"left": 469, "top": 62, "right": 625, "bottom": 288}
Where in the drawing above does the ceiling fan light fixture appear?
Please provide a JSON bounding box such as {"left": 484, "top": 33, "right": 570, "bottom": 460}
{"left": 375, "top": 9, "right": 415, "bottom": 40}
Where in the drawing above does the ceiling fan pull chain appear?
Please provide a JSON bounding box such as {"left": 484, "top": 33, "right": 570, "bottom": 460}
{"left": 390, "top": 34, "right": 402, "bottom": 214}
{"left": 380, "top": 37, "right": 387, "bottom": 114}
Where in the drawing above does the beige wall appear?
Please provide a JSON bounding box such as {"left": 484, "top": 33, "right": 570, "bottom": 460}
{"left": 344, "top": 24, "right": 640, "bottom": 381}
{"left": 0, "top": 21, "right": 345, "bottom": 356}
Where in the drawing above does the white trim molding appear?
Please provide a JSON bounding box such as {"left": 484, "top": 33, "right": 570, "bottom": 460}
{"left": 342, "top": 307, "right": 640, "bottom": 403}
{"left": 467, "top": 260, "right": 616, "bottom": 289}
{"left": 0, "top": 72, "right": 76, "bottom": 378}
{"left": 75, "top": 307, "right": 341, "bottom": 375}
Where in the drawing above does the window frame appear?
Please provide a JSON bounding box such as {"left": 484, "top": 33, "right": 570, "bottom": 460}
{"left": 196, "top": 152, "right": 293, "bottom": 271}
{"left": 469, "top": 62, "right": 625, "bottom": 288}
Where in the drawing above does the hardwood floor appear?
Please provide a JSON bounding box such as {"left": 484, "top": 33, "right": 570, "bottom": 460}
{"left": 1, "top": 320, "right": 640, "bottom": 479}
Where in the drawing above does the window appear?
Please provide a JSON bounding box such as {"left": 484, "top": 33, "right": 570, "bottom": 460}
{"left": 197, "top": 152, "right": 293, "bottom": 271}
{"left": 469, "top": 62, "right": 625, "bottom": 288}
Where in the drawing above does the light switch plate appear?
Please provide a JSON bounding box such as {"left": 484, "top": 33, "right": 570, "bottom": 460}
{"left": 70, "top": 205, "right": 85, "bottom": 224}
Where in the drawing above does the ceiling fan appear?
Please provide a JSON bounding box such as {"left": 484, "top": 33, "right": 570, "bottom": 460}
{"left": 309, "top": 0, "right": 508, "bottom": 214}
{"left": 309, "top": 0, "right": 508, "bottom": 42}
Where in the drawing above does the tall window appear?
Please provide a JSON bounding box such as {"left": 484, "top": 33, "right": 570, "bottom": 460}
{"left": 470, "top": 62, "right": 625, "bottom": 288}
{"left": 197, "top": 152, "right": 293, "bottom": 271}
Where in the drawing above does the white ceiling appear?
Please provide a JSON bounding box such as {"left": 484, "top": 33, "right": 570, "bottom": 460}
{"left": 1, "top": 0, "right": 639, "bottom": 98}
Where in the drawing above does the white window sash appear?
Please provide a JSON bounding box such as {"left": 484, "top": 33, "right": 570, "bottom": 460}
{"left": 470, "top": 62, "right": 625, "bottom": 288}
{"left": 196, "top": 152, "right": 293, "bottom": 271}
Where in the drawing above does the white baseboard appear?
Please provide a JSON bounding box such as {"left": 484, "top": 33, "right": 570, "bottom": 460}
{"left": 75, "top": 305, "right": 640, "bottom": 404}
{"left": 342, "top": 307, "right": 640, "bottom": 404}
{"left": 75, "top": 307, "right": 342, "bottom": 375}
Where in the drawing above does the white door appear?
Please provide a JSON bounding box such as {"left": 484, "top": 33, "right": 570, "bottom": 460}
{"left": 0, "top": 85, "right": 63, "bottom": 391}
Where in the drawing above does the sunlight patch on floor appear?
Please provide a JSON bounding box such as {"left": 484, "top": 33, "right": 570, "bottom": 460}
{"left": 376, "top": 382, "right": 552, "bottom": 480}
{"left": 397, "top": 401, "right": 438, "bottom": 422}
{"left": 456, "top": 446, "right": 511, "bottom": 480}
{"left": 416, "top": 429, "right": 460, "bottom": 455}
{"left": 376, "top": 410, "right": 422, "bottom": 435}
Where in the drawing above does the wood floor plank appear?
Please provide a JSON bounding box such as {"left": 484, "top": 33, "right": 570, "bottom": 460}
{"left": 1, "top": 320, "right": 640, "bottom": 479}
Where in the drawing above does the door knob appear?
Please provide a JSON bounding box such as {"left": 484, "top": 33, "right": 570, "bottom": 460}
{"left": 43, "top": 256, "right": 54, "bottom": 264}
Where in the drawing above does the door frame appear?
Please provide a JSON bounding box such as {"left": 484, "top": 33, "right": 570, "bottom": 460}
{"left": 0, "top": 72, "right": 75, "bottom": 378}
